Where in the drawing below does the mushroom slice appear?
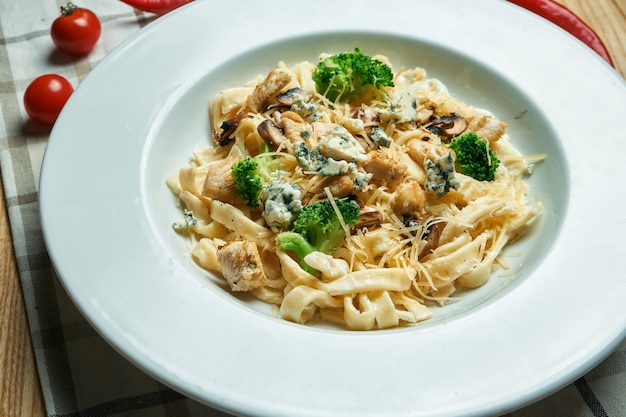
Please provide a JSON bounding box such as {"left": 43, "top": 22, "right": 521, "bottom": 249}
{"left": 217, "top": 240, "right": 267, "bottom": 292}
{"left": 354, "top": 210, "right": 382, "bottom": 231}
{"left": 213, "top": 109, "right": 245, "bottom": 146}
{"left": 271, "top": 87, "right": 313, "bottom": 108}
{"left": 426, "top": 113, "right": 467, "bottom": 138}
{"left": 257, "top": 119, "right": 288, "bottom": 151}
{"left": 418, "top": 222, "right": 441, "bottom": 259}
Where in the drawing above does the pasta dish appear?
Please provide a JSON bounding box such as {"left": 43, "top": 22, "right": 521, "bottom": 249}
{"left": 166, "top": 50, "right": 543, "bottom": 330}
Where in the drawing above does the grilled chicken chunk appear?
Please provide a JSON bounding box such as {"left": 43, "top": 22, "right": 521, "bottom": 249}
{"left": 216, "top": 69, "right": 293, "bottom": 145}
{"left": 405, "top": 138, "right": 448, "bottom": 166}
{"left": 361, "top": 150, "right": 407, "bottom": 188}
{"left": 468, "top": 115, "right": 508, "bottom": 143}
{"left": 217, "top": 240, "right": 267, "bottom": 291}
{"left": 280, "top": 111, "right": 311, "bottom": 144}
{"left": 202, "top": 158, "right": 239, "bottom": 204}
{"left": 392, "top": 180, "right": 426, "bottom": 216}
{"left": 246, "top": 69, "right": 292, "bottom": 113}
{"left": 302, "top": 175, "right": 355, "bottom": 204}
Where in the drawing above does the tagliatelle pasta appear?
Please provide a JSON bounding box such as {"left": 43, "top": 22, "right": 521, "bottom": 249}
{"left": 167, "top": 53, "right": 544, "bottom": 330}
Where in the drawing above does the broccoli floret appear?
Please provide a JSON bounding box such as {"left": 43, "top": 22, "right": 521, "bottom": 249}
{"left": 448, "top": 132, "right": 500, "bottom": 181}
{"left": 293, "top": 198, "right": 360, "bottom": 252}
{"left": 312, "top": 48, "right": 394, "bottom": 103}
{"left": 231, "top": 155, "right": 276, "bottom": 208}
{"left": 276, "top": 198, "right": 360, "bottom": 273}
{"left": 275, "top": 232, "right": 317, "bottom": 274}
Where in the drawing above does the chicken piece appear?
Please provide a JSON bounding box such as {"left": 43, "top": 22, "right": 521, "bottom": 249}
{"left": 246, "top": 69, "right": 292, "bottom": 113}
{"left": 414, "top": 97, "right": 437, "bottom": 125}
{"left": 467, "top": 115, "right": 508, "bottom": 143}
{"left": 302, "top": 175, "right": 354, "bottom": 204}
{"left": 350, "top": 105, "right": 380, "bottom": 136}
{"left": 217, "top": 240, "right": 267, "bottom": 291}
{"left": 361, "top": 150, "right": 407, "bottom": 188}
{"left": 280, "top": 111, "right": 311, "bottom": 144}
{"left": 202, "top": 158, "right": 239, "bottom": 204}
{"left": 392, "top": 180, "right": 426, "bottom": 216}
{"left": 214, "top": 70, "right": 292, "bottom": 145}
{"left": 405, "top": 138, "right": 448, "bottom": 166}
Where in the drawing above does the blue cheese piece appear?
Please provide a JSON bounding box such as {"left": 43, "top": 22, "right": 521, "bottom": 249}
{"left": 293, "top": 141, "right": 372, "bottom": 190}
{"left": 379, "top": 91, "right": 417, "bottom": 124}
{"left": 425, "top": 152, "right": 460, "bottom": 197}
{"left": 350, "top": 169, "right": 373, "bottom": 191}
{"left": 291, "top": 96, "right": 322, "bottom": 121}
{"left": 342, "top": 117, "right": 366, "bottom": 135}
{"left": 317, "top": 125, "right": 367, "bottom": 162}
{"left": 262, "top": 180, "right": 303, "bottom": 232}
{"left": 370, "top": 127, "right": 392, "bottom": 147}
{"left": 294, "top": 141, "right": 352, "bottom": 175}
{"left": 172, "top": 209, "right": 197, "bottom": 232}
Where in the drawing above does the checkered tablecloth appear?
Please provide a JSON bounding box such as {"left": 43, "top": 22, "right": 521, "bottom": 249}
{"left": 1, "top": 0, "right": 624, "bottom": 416}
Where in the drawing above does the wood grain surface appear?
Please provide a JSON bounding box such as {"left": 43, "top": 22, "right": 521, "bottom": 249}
{"left": 555, "top": 0, "right": 626, "bottom": 75}
{"left": 0, "top": 1, "right": 624, "bottom": 416}
{"left": 0, "top": 176, "right": 46, "bottom": 417}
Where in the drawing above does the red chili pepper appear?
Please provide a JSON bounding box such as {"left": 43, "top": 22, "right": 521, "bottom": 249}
{"left": 507, "top": 0, "right": 614, "bottom": 66}
{"left": 119, "top": 0, "right": 193, "bottom": 15}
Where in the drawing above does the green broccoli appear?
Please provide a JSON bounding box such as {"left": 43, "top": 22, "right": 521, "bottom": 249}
{"left": 276, "top": 198, "right": 360, "bottom": 273}
{"left": 275, "top": 232, "right": 317, "bottom": 274}
{"left": 231, "top": 155, "right": 276, "bottom": 208}
{"left": 312, "top": 48, "right": 394, "bottom": 103}
{"left": 448, "top": 132, "right": 500, "bottom": 181}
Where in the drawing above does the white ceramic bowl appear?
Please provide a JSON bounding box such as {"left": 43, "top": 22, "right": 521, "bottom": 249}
{"left": 40, "top": 1, "right": 626, "bottom": 416}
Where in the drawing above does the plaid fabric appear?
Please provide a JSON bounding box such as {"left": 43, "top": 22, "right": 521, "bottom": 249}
{"left": 0, "top": 0, "right": 624, "bottom": 416}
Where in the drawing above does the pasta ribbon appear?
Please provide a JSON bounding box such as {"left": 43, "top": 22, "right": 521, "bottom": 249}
{"left": 167, "top": 53, "right": 543, "bottom": 330}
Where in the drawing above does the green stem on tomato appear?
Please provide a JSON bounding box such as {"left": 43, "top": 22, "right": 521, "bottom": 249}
{"left": 60, "top": 2, "right": 78, "bottom": 16}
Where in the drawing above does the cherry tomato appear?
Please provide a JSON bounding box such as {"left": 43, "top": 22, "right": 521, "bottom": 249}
{"left": 24, "top": 74, "right": 74, "bottom": 126}
{"left": 51, "top": 2, "right": 101, "bottom": 55}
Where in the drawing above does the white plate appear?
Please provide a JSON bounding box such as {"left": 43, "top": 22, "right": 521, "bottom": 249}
{"left": 40, "top": 0, "right": 626, "bottom": 416}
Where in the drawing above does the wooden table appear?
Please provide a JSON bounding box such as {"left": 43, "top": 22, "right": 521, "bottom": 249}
{"left": 1, "top": 1, "right": 624, "bottom": 415}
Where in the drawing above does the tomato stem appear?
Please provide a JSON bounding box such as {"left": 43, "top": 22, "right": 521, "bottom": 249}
{"left": 60, "top": 2, "right": 78, "bottom": 16}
